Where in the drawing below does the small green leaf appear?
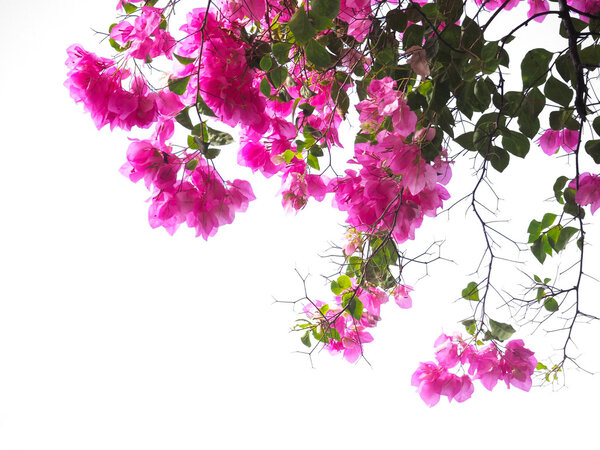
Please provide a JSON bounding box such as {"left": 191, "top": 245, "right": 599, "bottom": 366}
{"left": 206, "top": 126, "right": 234, "bottom": 146}
{"left": 553, "top": 176, "right": 569, "bottom": 204}
{"left": 331, "top": 280, "right": 343, "bottom": 295}
{"left": 555, "top": 226, "right": 578, "bottom": 251}
{"left": 307, "top": 154, "right": 320, "bottom": 170}
{"left": 123, "top": 3, "right": 138, "bottom": 14}
{"left": 269, "top": 66, "right": 288, "bottom": 88}
{"left": 531, "top": 237, "right": 547, "bottom": 264}
{"left": 528, "top": 219, "right": 542, "bottom": 243}
{"left": 287, "top": 7, "right": 317, "bottom": 45}
{"left": 259, "top": 55, "right": 273, "bottom": 71}
{"left": 544, "top": 297, "right": 559, "bottom": 312}
{"left": 521, "top": 48, "right": 552, "bottom": 89}
{"left": 347, "top": 297, "right": 363, "bottom": 320}
{"left": 387, "top": 8, "right": 408, "bottom": 33}
{"left": 203, "top": 148, "right": 221, "bottom": 159}
{"left": 541, "top": 213, "right": 557, "bottom": 229}
{"left": 462, "top": 319, "right": 477, "bottom": 335}
{"left": 260, "top": 77, "right": 272, "bottom": 97}
{"left": 185, "top": 159, "right": 199, "bottom": 171}
{"left": 174, "top": 54, "right": 196, "bottom": 65}
{"left": 462, "top": 281, "right": 480, "bottom": 301}
{"left": 196, "top": 96, "right": 216, "bottom": 117}
{"left": 311, "top": 0, "right": 340, "bottom": 20}
{"left": 168, "top": 75, "right": 191, "bottom": 95}
{"left": 536, "top": 362, "right": 548, "bottom": 370}
{"left": 301, "top": 331, "right": 311, "bottom": 347}
{"left": 585, "top": 140, "right": 600, "bottom": 164}
{"left": 175, "top": 107, "right": 194, "bottom": 130}
{"left": 454, "top": 132, "right": 474, "bottom": 150}
{"left": 533, "top": 274, "right": 542, "bottom": 283}
{"left": 337, "top": 275, "right": 352, "bottom": 290}
{"left": 272, "top": 42, "right": 293, "bottom": 63}
{"left": 544, "top": 76, "right": 573, "bottom": 107}
{"left": 488, "top": 318, "right": 516, "bottom": 341}
{"left": 501, "top": 129, "right": 530, "bottom": 158}
{"left": 305, "top": 40, "right": 331, "bottom": 69}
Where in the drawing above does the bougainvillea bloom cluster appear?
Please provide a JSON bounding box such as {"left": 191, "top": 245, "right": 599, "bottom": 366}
{"left": 67, "top": 0, "right": 600, "bottom": 406}
{"left": 412, "top": 334, "right": 537, "bottom": 406}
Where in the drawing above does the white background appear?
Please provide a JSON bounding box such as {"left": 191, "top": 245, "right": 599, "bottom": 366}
{"left": 1, "top": 1, "right": 599, "bottom": 448}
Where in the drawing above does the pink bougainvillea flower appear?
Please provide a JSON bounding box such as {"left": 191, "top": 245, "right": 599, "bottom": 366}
{"left": 392, "top": 285, "right": 413, "bottom": 309}
{"left": 537, "top": 129, "right": 579, "bottom": 155}
{"left": 537, "top": 129, "right": 561, "bottom": 155}
{"left": 527, "top": 0, "right": 550, "bottom": 22}
{"left": 561, "top": 129, "right": 579, "bottom": 152}
{"left": 569, "top": 172, "right": 600, "bottom": 214}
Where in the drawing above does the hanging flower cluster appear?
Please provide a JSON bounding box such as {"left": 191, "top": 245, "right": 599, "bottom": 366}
{"left": 412, "top": 334, "right": 537, "bottom": 406}
{"left": 67, "top": 0, "right": 600, "bottom": 406}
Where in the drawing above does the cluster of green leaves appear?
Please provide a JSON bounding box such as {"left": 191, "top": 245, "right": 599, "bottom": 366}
{"left": 461, "top": 317, "right": 516, "bottom": 342}
{"left": 528, "top": 212, "right": 579, "bottom": 264}
{"left": 532, "top": 275, "right": 559, "bottom": 312}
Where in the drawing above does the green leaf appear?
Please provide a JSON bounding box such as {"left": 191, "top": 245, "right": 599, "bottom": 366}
{"left": 541, "top": 213, "right": 557, "bottom": 229}
{"left": 533, "top": 274, "right": 542, "bottom": 283}
{"left": 544, "top": 76, "right": 573, "bottom": 107}
{"left": 536, "top": 362, "right": 548, "bottom": 370}
{"left": 528, "top": 219, "right": 542, "bottom": 243}
{"left": 174, "top": 54, "right": 196, "bottom": 65}
{"left": 203, "top": 148, "right": 221, "bottom": 159}
{"left": 337, "top": 275, "right": 352, "bottom": 290}
{"left": 488, "top": 318, "right": 516, "bottom": 341}
{"left": 553, "top": 176, "right": 569, "bottom": 204}
{"left": 185, "top": 159, "right": 198, "bottom": 171}
{"left": 330, "top": 81, "right": 350, "bottom": 116}
{"left": 585, "top": 140, "right": 600, "bottom": 164}
{"left": 287, "top": 7, "right": 316, "bottom": 45}
{"left": 196, "top": 96, "right": 216, "bottom": 117}
{"left": 259, "top": 55, "right": 273, "bottom": 71}
{"left": 168, "top": 75, "right": 191, "bottom": 95}
{"left": 544, "top": 297, "right": 559, "bottom": 312}
{"left": 462, "top": 281, "right": 480, "bottom": 301}
{"left": 175, "top": 107, "right": 194, "bottom": 130}
{"left": 347, "top": 297, "right": 363, "bottom": 320}
{"left": 555, "top": 226, "right": 578, "bottom": 251}
{"left": 331, "top": 280, "right": 342, "bottom": 295}
{"left": 272, "top": 42, "right": 293, "bottom": 63}
{"left": 387, "top": 8, "right": 408, "bottom": 33}
{"left": 311, "top": 0, "right": 340, "bottom": 20}
{"left": 260, "top": 77, "right": 272, "bottom": 97}
{"left": 531, "top": 236, "right": 547, "bottom": 264}
{"left": 305, "top": 40, "right": 331, "bottom": 69}
{"left": 307, "top": 153, "right": 320, "bottom": 170}
{"left": 555, "top": 52, "right": 576, "bottom": 84}
{"left": 454, "top": 132, "right": 474, "bottom": 150}
{"left": 501, "top": 129, "right": 530, "bottom": 158}
{"left": 487, "top": 146, "right": 510, "bottom": 173}
{"left": 206, "top": 126, "right": 234, "bottom": 146}
{"left": 269, "top": 66, "right": 288, "bottom": 88}
{"left": 521, "top": 48, "right": 552, "bottom": 89}
{"left": 123, "top": 3, "right": 138, "bottom": 14}
{"left": 462, "top": 319, "right": 477, "bottom": 335}
{"left": 301, "top": 331, "right": 311, "bottom": 347}
{"left": 403, "top": 24, "right": 424, "bottom": 49}
{"left": 437, "top": 0, "right": 463, "bottom": 23}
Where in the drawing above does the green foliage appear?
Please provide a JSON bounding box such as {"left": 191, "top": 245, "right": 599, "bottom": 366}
{"left": 168, "top": 75, "right": 190, "bottom": 95}
{"left": 488, "top": 319, "right": 516, "bottom": 341}
{"left": 521, "top": 49, "right": 552, "bottom": 89}
{"left": 288, "top": 7, "right": 316, "bottom": 44}
{"left": 462, "top": 282, "right": 480, "bottom": 301}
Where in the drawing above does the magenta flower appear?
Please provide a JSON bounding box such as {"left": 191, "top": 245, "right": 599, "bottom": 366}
{"left": 568, "top": 172, "right": 600, "bottom": 214}
{"left": 537, "top": 129, "right": 579, "bottom": 155}
{"left": 527, "top": 0, "right": 550, "bottom": 22}
{"left": 392, "top": 285, "right": 413, "bottom": 309}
